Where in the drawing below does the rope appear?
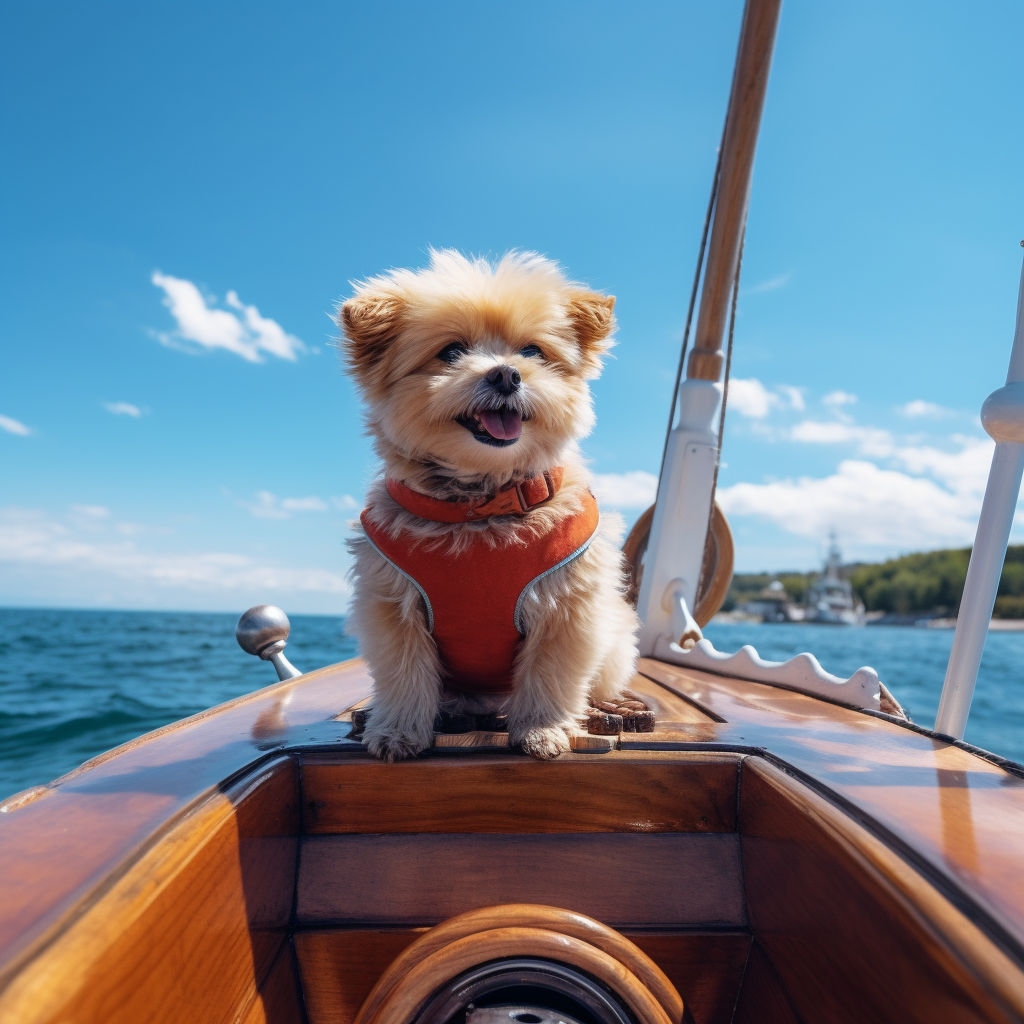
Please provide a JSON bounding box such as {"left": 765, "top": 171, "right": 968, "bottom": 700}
{"left": 655, "top": 141, "right": 724, "bottom": 497}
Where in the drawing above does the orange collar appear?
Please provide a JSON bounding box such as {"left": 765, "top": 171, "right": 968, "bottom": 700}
{"left": 385, "top": 468, "right": 564, "bottom": 523}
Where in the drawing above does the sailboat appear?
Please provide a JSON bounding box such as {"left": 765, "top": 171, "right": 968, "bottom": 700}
{"left": 2, "top": 1, "right": 1023, "bottom": 1022}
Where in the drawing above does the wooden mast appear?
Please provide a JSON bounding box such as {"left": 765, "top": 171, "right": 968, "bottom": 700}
{"left": 686, "top": 0, "right": 782, "bottom": 382}
{"left": 635, "top": 0, "right": 783, "bottom": 651}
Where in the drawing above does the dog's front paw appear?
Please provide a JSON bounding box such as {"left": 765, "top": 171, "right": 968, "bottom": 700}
{"left": 514, "top": 726, "right": 570, "bottom": 760}
{"left": 363, "top": 724, "right": 431, "bottom": 762}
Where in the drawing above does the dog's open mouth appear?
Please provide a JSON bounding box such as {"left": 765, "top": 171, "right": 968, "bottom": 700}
{"left": 456, "top": 407, "right": 524, "bottom": 447}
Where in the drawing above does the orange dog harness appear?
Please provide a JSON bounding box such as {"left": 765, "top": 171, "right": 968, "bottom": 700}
{"left": 360, "top": 471, "right": 599, "bottom": 694}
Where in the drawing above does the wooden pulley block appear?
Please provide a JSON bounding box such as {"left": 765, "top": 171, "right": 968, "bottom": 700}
{"left": 353, "top": 903, "right": 686, "bottom": 1024}
{"left": 621, "top": 500, "right": 734, "bottom": 627}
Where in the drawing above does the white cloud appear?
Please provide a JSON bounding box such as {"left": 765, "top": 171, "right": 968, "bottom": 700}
{"left": 70, "top": 504, "right": 110, "bottom": 519}
{"left": 719, "top": 414, "right": 1003, "bottom": 551}
{"left": 224, "top": 290, "right": 303, "bottom": 362}
{"left": 151, "top": 272, "right": 305, "bottom": 363}
{"left": 728, "top": 378, "right": 777, "bottom": 419}
{"left": 789, "top": 420, "right": 895, "bottom": 456}
{"left": 777, "top": 385, "right": 805, "bottom": 411}
{"left": 591, "top": 470, "right": 658, "bottom": 509}
{"left": 823, "top": 390, "right": 857, "bottom": 409}
{"left": 746, "top": 272, "right": 792, "bottom": 294}
{"left": 718, "top": 459, "right": 984, "bottom": 547}
{"left": 281, "top": 496, "right": 328, "bottom": 513}
{"left": 899, "top": 399, "right": 954, "bottom": 419}
{"left": 0, "top": 414, "right": 32, "bottom": 436}
{"left": 786, "top": 417, "right": 995, "bottom": 495}
{"left": 894, "top": 435, "right": 993, "bottom": 496}
{"left": 103, "top": 401, "right": 143, "bottom": 417}
{"left": 0, "top": 506, "right": 350, "bottom": 602}
{"left": 242, "top": 491, "right": 352, "bottom": 519}
{"left": 726, "top": 379, "right": 807, "bottom": 419}
{"left": 245, "top": 491, "right": 290, "bottom": 519}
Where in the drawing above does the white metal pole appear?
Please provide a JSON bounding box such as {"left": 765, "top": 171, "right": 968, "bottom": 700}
{"left": 935, "top": 251, "right": 1024, "bottom": 738}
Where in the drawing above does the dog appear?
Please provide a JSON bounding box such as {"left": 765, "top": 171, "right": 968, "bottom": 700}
{"left": 340, "top": 250, "right": 639, "bottom": 761}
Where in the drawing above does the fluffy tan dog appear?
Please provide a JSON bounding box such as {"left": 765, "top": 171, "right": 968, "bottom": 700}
{"left": 340, "top": 250, "right": 639, "bottom": 761}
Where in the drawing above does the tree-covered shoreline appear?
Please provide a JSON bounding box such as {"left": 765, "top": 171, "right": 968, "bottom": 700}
{"left": 726, "top": 545, "right": 1024, "bottom": 619}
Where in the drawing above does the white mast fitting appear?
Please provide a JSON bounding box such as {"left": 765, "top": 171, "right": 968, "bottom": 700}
{"left": 935, "top": 250, "right": 1024, "bottom": 740}
{"left": 635, "top": 380, "right": 722, "bottom": 654}
{"left": 635, "top": 0, "right": 897, "bottom": 717}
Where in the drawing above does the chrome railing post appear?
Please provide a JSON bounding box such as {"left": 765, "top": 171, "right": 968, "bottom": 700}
{"left": 236, "top": 604, "right": 303, "bottom": 681}
{"left": 936, "top": 250, "right": 1024, "bottom": 738}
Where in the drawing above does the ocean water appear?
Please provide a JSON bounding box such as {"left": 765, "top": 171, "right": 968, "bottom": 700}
{"left": 703, "top": 621, "right": 1024, "bottom": 763}
{"left": 0, "top": 608, "right": 1021, "bottom": 800}
{"left": 0, "top": 608, "right": 357, "bottom": 800}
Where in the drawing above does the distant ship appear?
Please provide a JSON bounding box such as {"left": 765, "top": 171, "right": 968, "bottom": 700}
{"left": 736, "top": 579, "right": 802, "bottom": 622}
{"left": 805, "top": 532, "right": 866, "bottom": 625}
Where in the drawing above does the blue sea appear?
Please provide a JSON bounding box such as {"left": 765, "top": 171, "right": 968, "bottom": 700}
{"left": 1, "top": 608, "right": 1022, "bottom": 800}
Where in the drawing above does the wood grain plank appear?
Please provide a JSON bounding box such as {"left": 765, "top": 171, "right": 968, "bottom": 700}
{"left": 294, "top": 929, "right": 424, "bottom": 1024}
{"left": 740, "top": 758, "right": 1024, "bottom": 1024}
{"left": 616, "top": 673, "right": 725, "bottom": 746}
{"left": 239, "top": 942, "right": 305, "bottom": 1024}
{"left": 0, "top": 658, "right": 369, "bottom": 978}
{"left": 0, "top": 757, "right": 300, "bottom": 1024}
{"left": 297, "top": 833, "right": 745, "bottom": 928}
{"left": 731, "top": 943, "right": 800, "bottom": 1024}
{"left": 301, "top": 754, "right": 739, "bottom": 834}
{"left": 625, "top": 932, "right": 750, "bottom": 1024}
{"left": 638, "top": 657, "right": 1024, "bottom": 956}
{"left": 432, "top": 731, "right": 511, "bottom": 749}
{"left": 293, "top": 928, "right": 749, "bottom": 1024}
{"left": 624, "top": 671, "right": 724, "bottom": 725}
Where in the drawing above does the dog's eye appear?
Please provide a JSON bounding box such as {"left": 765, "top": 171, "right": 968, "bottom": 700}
{"left": 437, "top": 341, "right": 469, "bottom": 365}
{"left": 519, "top": 344, "right": 543, "bottom": 358}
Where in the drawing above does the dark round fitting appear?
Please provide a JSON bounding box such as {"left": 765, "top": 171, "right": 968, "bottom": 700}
{"left": 412, "top": 957, "right": 635, "bottom": 1024}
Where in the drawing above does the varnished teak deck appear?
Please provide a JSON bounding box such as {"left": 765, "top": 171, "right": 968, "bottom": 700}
{"left": 0, "top": 655, "right": 1022, "bottom": 1024}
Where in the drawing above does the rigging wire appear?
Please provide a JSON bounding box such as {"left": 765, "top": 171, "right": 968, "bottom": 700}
{"left": 693, "top": 226, "right": 745, "bottom": 606}
{"left": 655, "top": 141, "right": 724, "bottom": 497}
{"left": 710, "top": 227, "right": 745, "bottom": 511}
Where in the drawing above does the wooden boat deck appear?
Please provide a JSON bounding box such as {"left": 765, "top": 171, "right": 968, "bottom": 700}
{"left": 1, "top": 656, "right": 1023, "bottom": 1023}
{"left": 637, "top": 659, "right": 1024, "bottom": 961}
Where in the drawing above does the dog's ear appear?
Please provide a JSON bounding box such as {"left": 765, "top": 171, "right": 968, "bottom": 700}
{"left": 338, "top": 291, "right": 405, "bottom": 386}
{"left": 567, "top": 291, "right": 616, "bottom": 371}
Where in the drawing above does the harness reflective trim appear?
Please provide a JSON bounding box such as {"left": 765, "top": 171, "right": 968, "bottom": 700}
{"left": 361, "top": 529, "right": 435, "bottom": 633}
{"left": 513, "top": 519, "right": 599, "bottom": 635}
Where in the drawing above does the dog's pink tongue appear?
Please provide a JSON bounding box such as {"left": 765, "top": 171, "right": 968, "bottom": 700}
{"left": 479, "top": 409, "right": 523, "bottom": 440}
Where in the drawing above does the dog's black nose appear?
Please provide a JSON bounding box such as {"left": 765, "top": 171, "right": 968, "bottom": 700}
{"left": 486, "top": 364, "right": 521, "bottom": 395}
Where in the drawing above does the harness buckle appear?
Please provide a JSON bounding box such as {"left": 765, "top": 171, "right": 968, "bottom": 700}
{"left": 515, "top": 470, "right": 557, "bottom": 511}
{"left": 464, "top": 472, "right": 556, "bottom": 519}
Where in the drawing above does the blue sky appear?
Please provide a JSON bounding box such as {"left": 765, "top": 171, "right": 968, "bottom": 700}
{"left": 1, "top": 0, "right": 1021, "bottom": 614}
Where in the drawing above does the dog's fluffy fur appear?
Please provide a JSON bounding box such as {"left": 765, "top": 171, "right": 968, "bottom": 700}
{"left": 340, "top": 250, "right": 639, "bottom": 761}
